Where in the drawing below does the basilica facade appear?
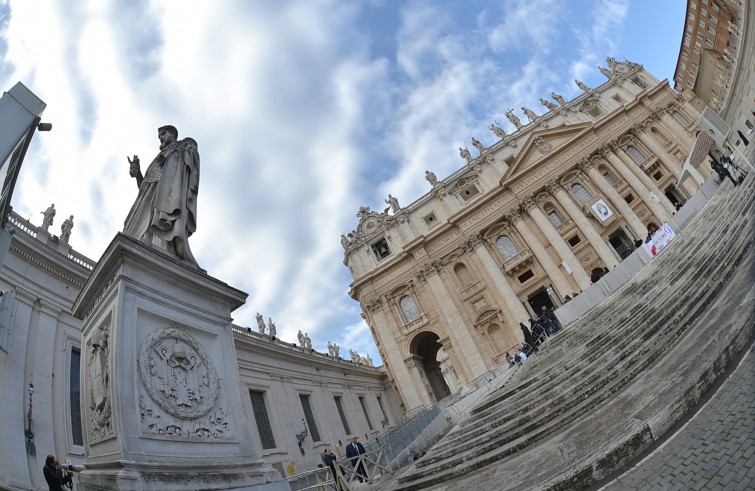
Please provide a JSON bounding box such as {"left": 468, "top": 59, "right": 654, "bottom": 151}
{"left": 344, "top": 60, "right": 706, "bottom": 414}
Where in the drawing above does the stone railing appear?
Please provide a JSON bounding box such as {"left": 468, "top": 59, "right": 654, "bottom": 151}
{"left": 7, "top": 213, "right": 37, "bottom": 239}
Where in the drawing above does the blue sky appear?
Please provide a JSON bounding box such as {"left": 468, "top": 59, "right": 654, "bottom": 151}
{"left": 0, "top": 0, "right": 685, "bottom": 364}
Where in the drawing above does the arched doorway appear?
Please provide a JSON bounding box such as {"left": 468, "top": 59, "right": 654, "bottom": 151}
{"left": 409, "top": 331, "right": 452, "bottom": 402}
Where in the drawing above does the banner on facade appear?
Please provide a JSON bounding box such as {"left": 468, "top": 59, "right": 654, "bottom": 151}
{"left": 591, "top": 199, "right": 613, "bottom": 222}
{"left": 642, "top": 223, "right": 676, "bottom": 258}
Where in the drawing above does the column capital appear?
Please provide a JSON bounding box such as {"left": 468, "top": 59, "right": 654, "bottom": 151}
{"left": 649, "top": 106, "right": 665, "bottom": 122}
{"left": 461, "top": 233, "right": 483, "bottom": 254}
{"left": 415, "top": 259, "right": 443, "bottom": 282}
{"left": 629, "top": 122, "right": 646, "bottom": 137}
{"left": 545, "top": 179, "right": 562, "bottom": 196}
{"left": 597, "top": 143, "right": 614, "bottom": 159}
{"left": 504, "top": 208, "right": 523, "bottom": 225}
{"left": 519, "top": 194, "right": 538, "bottom": 213}
{"left": 363, "top": 296, "right": 384, "bottom": 312}
{"left": 576, "top": 158, "right": 595, "bottom": 174}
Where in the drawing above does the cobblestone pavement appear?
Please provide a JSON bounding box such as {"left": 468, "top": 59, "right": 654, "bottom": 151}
{"left": 602, "top": 345, "right": 755, "bottom": 491}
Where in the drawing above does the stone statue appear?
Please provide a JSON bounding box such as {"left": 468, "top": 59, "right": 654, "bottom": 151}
{"left": 385, "top": 194, "right": 400, "bottom": 212}
{"left": 505, "top": 109, "right": 523, "bottom": 129}
{"left": 124, "top": 126, "right": 200, "bottom": 265}
{"left": 60, "top": 215, "right": 74, "bottom": 244}
{"left": 303, "top": 333, "right": 312, "bottom": 349}
{"left": 297, "top": 330, "right": 305, "bottom": 347}
{"left": 489, "top": 123, "right": 507, "bottom": 139}
{"left": 340, "top": 234, "right": 349, "bottom": 249}
{"left": 364, "top": 354, "right": 373, "bottom": 367}
{"left": 255, "top": 313, "right": 265, "bottom": 333}
{"left": 425, "top": 170, "right": 438, "bottom": 186}
{"left": 606, "top": 56, "right": 617, "bottom": 70}
{"left": 551, "top": 92, "right": 567, "bottom": 106}
{"left": 331, "top": 342, "right": 340, "bottom": 358}
{"left": 470, "top": 137, "right": 485, "bottom": 153}
{"left": 349, "top": 349, "right": 361, "bottom": 363}
{"left": 540, "top": 98, "right": 558, "bottom": 111}
{"left": 40, "top": 203, "right": 55, "bottom": 231}
{"left": 598, "top": 65, "right": 612, "bottom": 78}
{"left": 575, "top": 79, "right": 590, "bottom": 92}
{"left": 522, "top": 106, "right": 538, "bottom": 123}
{"left": 459, "top": 147, "right": 473, "bottom": 163}
{"left": 268, "top": 319, "right": 276, "bottom": 338}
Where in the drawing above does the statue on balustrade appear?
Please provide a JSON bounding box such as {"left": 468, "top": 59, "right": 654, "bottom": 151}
{"left": 41, "top": 203, "right": 56, "bottom": 231}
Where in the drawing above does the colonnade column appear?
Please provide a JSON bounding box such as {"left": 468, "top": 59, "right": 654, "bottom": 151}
{"left": 599, "top": 144, "right": 673, "bottom": 223}
{"left": 577, "top": 159, "right": 647, "bottom": 239}
{"left": 363, "top": 297, "right": 425, "bottom": 411}
{"left": 656, "top": 108, "right": 695, "bottom": 150}
{"left": 505, "top": 209, "right": 573, "bottom": 299}
{"left": 464, "top": 234, "right": 530, "bottom": 324}
{"left": 547, "top": 181, "right": 619, "bottom": 269}
{"left": 418, "top": 261, "right": 488, "bottom": 379}
{"left": 630, "top": 123, "right": 698, "bottom": 195}
{"left": 520, "top": 196, "right": 592, "bottom": 290}
{"left": 405, "top": 357, "right": 436, "bottom": 406}
{"left": 612, "top": 142, "right": 677, "bottom": 216}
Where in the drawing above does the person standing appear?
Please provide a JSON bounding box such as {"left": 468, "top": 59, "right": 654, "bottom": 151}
{"left": 345, "top": 435, "right": 367, "bottom": 482}
{"left": 43, "top": 455, "right": 68, "bottom": 491}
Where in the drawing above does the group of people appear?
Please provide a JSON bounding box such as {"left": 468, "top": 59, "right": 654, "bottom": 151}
{"left": 320, "top": 434, "right": 368, "bottom": 489}
{"left": 508, "top": 306, "right": 562, "bottom": 366}
{"left": 710, "top": 153, "right": 746, "bottom": 187}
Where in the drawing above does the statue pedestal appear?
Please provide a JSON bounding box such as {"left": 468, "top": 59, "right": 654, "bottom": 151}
{"left": 72, "top": 234, "right": 287, "bottom": 491}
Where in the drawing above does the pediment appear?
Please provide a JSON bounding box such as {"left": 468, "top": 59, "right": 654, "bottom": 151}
{"left": 502, "top": 123, "right": 593, "bottom": 184}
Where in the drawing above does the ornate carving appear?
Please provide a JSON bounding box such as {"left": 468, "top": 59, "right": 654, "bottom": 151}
{"left": 138, "top": 324, "right": 220, "bottom": 420}
{"left": 364, "top": 296, "right": 383, "bottom": 312}
{"left": 415, "top": 259, "right": 443, "bottom": 282}
{"left": 629, "top": 122, "right": 645, "bottom": 137}
{"left": 504, "top": 208, "right": 522, "bottom": 225}
{"left": 87, "top": 323, "right": 114, "bottom": 442}
{"left": 597, "top": 143, "right": 613, "bottom": 159}
{"left": 396, "top": 213, "right": 410, "bottom": 225}
{"left": 580, "top": 253, "right": 593, "bottom": 263}
{"left": 461, "top": 234, "right": 482, "bottom": 253}
{"left": 346, "top": 206, "right": 394, "bottom": 248}
{"left": 519, "top": 195, "right": 537, "bottom": 212}
{"left": 545, "top": 179, "right": 561, "bottom": 196}
{"left": 649, "top": 106, "right": 666, "bottom": 122}
{"left": 576, "top": 158, "right": 594, "bottom": 174}
{"left": 578, "top": 94, "right": 601, "bottom": 112}
{"left": 533, "top": 136, "right": 552, "bottom": 155}
{"left": 139, "top": 396, "right": 231, "bottom": 439}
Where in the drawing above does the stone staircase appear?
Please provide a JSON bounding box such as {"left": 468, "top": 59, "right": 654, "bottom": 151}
{"left": 386, "top": 175, "right": 755, "bottom": 490}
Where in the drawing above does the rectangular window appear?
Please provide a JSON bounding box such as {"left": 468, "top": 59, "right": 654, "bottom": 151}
{"left": 376, "top": 396, "right": 388, "bottom": 426}
{"left": 698, "top": 20, "right": 705, "bottom": 28}
{"left": 423, "top": 212, "right": 438, "bottom": 228}
{"left": 706, "top": 38, "right": 714, "bottom": 48}
{"left": 70, "top": 349, "right": 83, "bottom": 446}
{"left": 459, "top": 184, "right": 480, "bottom": 202}
{"left": 700, "top": 8, "right": 707, "bottom": 16}
{"left": 358, "top": 397, "right": 373, "bottom": 431}
{"left": 709, "top": 14, "right": 717, "bottom": 23}
{"left": 711, "top": 3, "right": 718, "bottom": 11}
{"left": 334, "top": 396, "right": 351, "bottom": 435}
{"left": 249, "top": 391, "right": 277, "bottom": 450}
{"left": 517, "top": 270, "right": 534, "bottom": 283}
{"left": 696, "top": 32, "right": 704, "bottom": 40}
{"left": 568, "top": 235, "right": 582, "bottom": 247}
{"left": 625, "top": 194, "right": 635, "bottom": 204}
{"left": 299, "top": 394, "right": 321, "bottom": 442}
{"left": 708, "top": 26, "right": 715, "bottom": 35}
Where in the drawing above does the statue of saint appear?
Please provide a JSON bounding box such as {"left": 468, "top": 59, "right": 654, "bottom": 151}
{"left": 124, "top": 126, "right": 200, "bottom": 265}
{"left": 459, "top": 147, "right": 472, "bottom": 163}
{"left": 598, "top": 65, "right": 612, "bottom": 78}
{"left": 425, "top": 170, "right": 438, "bottom": 186}
{"left": 256, "top": 313, "right": 266, "bottom": 333}
{"left": 297, "top": 330, "right": 305, "bottom": 347}
{"left": 551, "top": 92, "right": 567, "bottom": 106}
{"left": 521, "top": 106, "right": 538, "bottom": 123}
{"left": 303, "top": 333, "right": 312, "bottom": 349}
{"left": 489, "top": 123, "right": 507, "bottom": 139}
{"left": 540, "top": 98, "right": 558, "bottom": 111}
{"left": 505, "top": 109, "right": 523, "bottom": 129}
{"left": 60, "top": 215, "right": 74, "bottom": 244}
{"left": 385, "top": 194, "right": 400, "bottom": 212}
{"left": 268, "top": 319, "right": 276, "bottom": 338}
{"left": 471, "top": 137, "right": 485, "bottom": 153}
{"left": 575, "top": 79, "right": 590, "bottom": 92}
{"left": 40, "top": 203, "right": 55, "bottom": 231}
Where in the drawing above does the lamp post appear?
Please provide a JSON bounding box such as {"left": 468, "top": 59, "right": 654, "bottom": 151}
{"left": 24, "top": 383, "right": 35, "bottom": 455}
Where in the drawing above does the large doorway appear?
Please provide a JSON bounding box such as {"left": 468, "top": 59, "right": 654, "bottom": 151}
{"left": 527, "top": 288, "right": 555, "bottom": 319}
{"left": 409, "top": 332, "right": 451, "bottom": 402}
{"left": 609, "top": 228, "right": 635, "bottom": 260}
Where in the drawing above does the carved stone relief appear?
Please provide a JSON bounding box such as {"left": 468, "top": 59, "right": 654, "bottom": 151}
{"left": 87, "top": 322, "right": 114, "bottom": 442}
{"left": 534, "top": 136, "right": 552, "bottom": 155}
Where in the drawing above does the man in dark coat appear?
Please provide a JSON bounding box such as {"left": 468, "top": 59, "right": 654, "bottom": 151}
{"left": 345, "top": 435, "right": 367, "bottom": 482}
{"left": 43, "top": 455, "right": 69, "bottom": 491}
{"left": 519, "top": 322, "right": 539, "bottom": 353}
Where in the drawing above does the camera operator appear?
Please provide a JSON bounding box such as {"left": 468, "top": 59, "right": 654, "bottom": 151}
{"left": 43, "top": 455, "right": 72, "bottom": 491}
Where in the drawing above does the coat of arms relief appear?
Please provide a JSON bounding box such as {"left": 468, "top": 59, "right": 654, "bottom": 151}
{"left": 137, "top": 324, "right": 232, "bottom": 439}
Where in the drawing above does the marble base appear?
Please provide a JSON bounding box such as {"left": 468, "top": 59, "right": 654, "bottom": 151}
{"left": 72, "top": 234, "right": 287, "bottom": 490}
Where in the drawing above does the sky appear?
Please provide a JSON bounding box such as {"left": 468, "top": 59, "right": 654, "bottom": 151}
{"left": 0, "top": 0, "right": 686, "bottom": 365}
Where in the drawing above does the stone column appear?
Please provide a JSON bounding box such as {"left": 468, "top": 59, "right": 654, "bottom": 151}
{"left": 657, "top": 108, "right": 695, "bottom": 150}
{"left": 418, "top": 261, "right": 488, "bottom": 380}
{"left": 506, "top": 209, "right": 573, "bottom": 298}
{"left": 463, "top": 235, "right": 530, "bottom": 324}
{"left": 521, "top": 196, "right": 592, "bottom": 290}
{"left": 599, "top": 144, "right": 673, "bottom": 223}
{"left": 630, "top": 123, "right": 698, "bottom": 195}
{"left": 547, "top": 181, "right": 619, "bottom": 269}
{"left": 578, "top": 159, "right": 647, "bottom": 239}
{"left": 364, "top": 298, "right": 425, "bottom": 411}
{"left": 612, "top": 142, "right": 677, "bottom": 216}
{"left": 405, "top": 358, "right": 436, "bottom": 406}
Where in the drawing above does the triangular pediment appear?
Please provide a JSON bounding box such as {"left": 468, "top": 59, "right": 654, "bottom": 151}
{"left": 503, "top": 122, "right": 593, "bottom": 184}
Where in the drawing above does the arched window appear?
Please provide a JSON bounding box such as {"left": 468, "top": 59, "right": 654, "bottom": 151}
{"left": 672, "top": 110, "right": 690, "bottom": 126}
{"left": 626, "top": 145, "right": 645, "bottom": 164}
{"left": 496, "top": 236, "right": 518, "bottom": 261}
{"left": 453, "top": 263, "right": 474, "bottom": 289}
{"left": 602, "top": 171, "right": 618, "bottom": 187}
{"left": 570, "top": 183, "right": 591, "bottom": 204}
{"left": 547, "top": 209, "right": 564, "bottom": 228}
{"left": 399, "top": 296, "right": 420, "bottom": 323}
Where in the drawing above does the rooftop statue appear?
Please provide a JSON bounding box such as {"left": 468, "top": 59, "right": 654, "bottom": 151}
{"left": 256, "top": 313, "right": 266, "bottom": 334}
{"left": 459, "top": 147, "right": 473, "bottom": 163}
{"left": 540, "top": 98, "right": 558, "bottom": 111}
{"left": 471, "top": 137, "right": 485, "bottom": 153}
{"left": 40, "top": 203, "right": 56, "bottom": 231}
{"left": 522, "top": 106, "right": 538, "bottom": 123}
{"left": 551, "top": 92, "right": 567, "bottom": 106}
{"left": 575, "top": 79, "right": 590, "bottom": 92}
{"left": 60, "top": 215, "right": 74, "bottom": 244}
{"left": 385, "top": 194, "right": 400, "bottom": 212}
{"left": 505, "top": 109, "right": 523, "bottom": 129}
{"left": 598, "top": 65, "right": 612, "bottom": 78}
{"left": 425, "top": 170, "right": 438, "bottom": 186}
{"left": 489, "top": 123, "right": 507, "bottom": 139}
{"left": 124, "top": 125, "right": 199, "bottom": 265}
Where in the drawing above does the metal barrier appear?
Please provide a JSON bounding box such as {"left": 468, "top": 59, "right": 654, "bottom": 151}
{"left": 285, "top": 448, "right": 393, "bottom": 491}
{"left": 364, "top": 405, "right": 440, "bottom": 462}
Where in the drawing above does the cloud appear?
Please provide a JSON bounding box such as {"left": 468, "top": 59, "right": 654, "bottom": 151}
{"left": 570, "top": 0, "right": 629, "bottom": 82}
